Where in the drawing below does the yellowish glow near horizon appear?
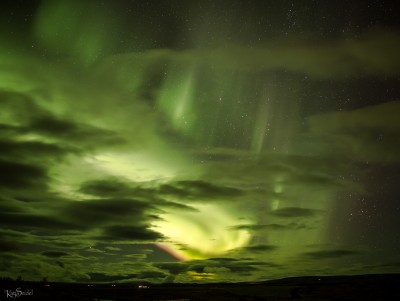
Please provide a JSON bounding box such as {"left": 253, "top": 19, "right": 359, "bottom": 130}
{"left": 151, "top": 203, "right": 251, "bottom": 260}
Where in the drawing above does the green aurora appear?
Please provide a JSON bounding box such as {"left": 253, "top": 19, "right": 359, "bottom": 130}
{"left": 0, "top": 0, "right": 400, "bottom": 283}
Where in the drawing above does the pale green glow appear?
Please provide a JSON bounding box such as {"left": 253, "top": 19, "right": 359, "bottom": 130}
{"left": 34, "top": 0, "right": 118, "bottom": 65}
{"left": 17, "top": 133, "right": 48, "bottom": 142}
{"left": 271, "top": 199, "right": 280, "bottom": 211}
{"left": 274, "top": 183, "right": 283, "bottom": 194}
{"left": 92, "top": 152, "right": 179, "bottom": 182}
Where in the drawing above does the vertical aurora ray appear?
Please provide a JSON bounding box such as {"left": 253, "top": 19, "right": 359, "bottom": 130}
{"left": 157, "top": 63, "right": 197, "bottom": 134}
{"left": 251, "top": 96, "right": 270, "bottom": 155}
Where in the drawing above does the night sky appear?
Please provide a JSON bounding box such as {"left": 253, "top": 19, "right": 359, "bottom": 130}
{"left": 1, "top": 0, "right": 400, "bottom": 283}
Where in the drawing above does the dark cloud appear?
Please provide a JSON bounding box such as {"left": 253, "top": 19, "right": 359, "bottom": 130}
{"left": 0, "top": 196, "right": 162, "bottom": 237}
{"left": 0, "top": 123, "right": 22, "bottom": 137}
{"left": 0, "top": 160, "right": 48, "bottom": 190}
{"left": 154, "top": 263, "right": 188, "bottom": 275}
{"left": 188, "top": 256, "right": 278, "bottom": 271}
{"left": 270, "top": 207, "right": 323, "bottom": 218}
{"left": 79, "top": 178, "right": 133, "bottom": 197}
{"left": 187, "top": 264, "right": 205, "bottom": 273}
{"left": 273, "top": 31, "right": 399, "bottom": 78}
{"left": 206, "top": 257, "right": 238, "bottom": 263}
{"left": 108, "top": 30, "right": 400, "bottom": 79}
{"left": 201, "top": 153, "right": 353, "bottom": 195}
{"left": 0, "top": 140, "right": 70, "bottom": 161}
{"left": 159, "top": 180, "right": 243, "bottom": 200}
{"left": 0, "top": 90, "right": 46, "bottom": 124}
{"left": 80, "top": 178, "right": 199, "bottom": 212}
{"left": 0, "top": 237, "right": 19, "bottom": 253}
{"left": 79, "top": 179, "right": 197, "bottom": 209}
{"left": 0, "top": 88, "right": 119, "bottom": 141}
{"left": 65, "top": 198, "right": 158, "bottom": 228}
{"left": 242, "top": 244, "right": 278, "bottom": 252}
{"left": 89, "top": 272, "right": 137, "bottom": 282}
{"left": 289, "top": 173, "right": 343, "bottom": 190}
{"left": 302, "top": 249, "right": 361, "bottom": 259}
{"left": 157, "top": 200, "right": 198, "bottom": 212}
{"left": 360, "top": 261, "right": 400, "bottom": 273}
{"left": 0, "top": 198, "right": 26, "bottom": 213}
{"left": 307, "top": 101, "right": 400, "bottom": 163}
{"left": 100, "top": 225, "right": 163, "bottom": 242}
{"left": 232, "top": 223, "right": 308, "bottom": 231}
{"left": 30, "top": 116, "right": 84, "bottom": 136}
{"left": 56, "top": 261, "right": 64, "bottom": 268}
{"left": 79, "top": 179, "right": 179, "bottom": 207}
{"left": 223, "top": 263, "right": 259, "bottom": 273}
{"left": 136, "top": 270, "right": 167, "bottom": 279}
{"left": 0, "top": 211, "right": 77, "bottom": 231}
{"left": 188, "top": 257, "right": 274, "bottom": 275}
{"left": 377, "top": 261, "right": 400, "bottom": 269}
{"left": 29, "top": 115, "right": 124, "bottom": 146}
{"left": 41, "top": 251, "right": 70, "bottom": 258}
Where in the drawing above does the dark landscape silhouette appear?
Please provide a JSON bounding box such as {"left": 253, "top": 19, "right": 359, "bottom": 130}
{"left": 1, "top": 273, "right": 399, "bottom": 300}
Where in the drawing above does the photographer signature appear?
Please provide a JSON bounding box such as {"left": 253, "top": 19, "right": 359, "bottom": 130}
{"left": 4, "top": 288, "right": 33, "bottom": 298}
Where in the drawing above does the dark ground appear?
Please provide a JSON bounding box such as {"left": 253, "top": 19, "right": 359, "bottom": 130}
{"left": 1, "top": 273, "right": 399, "bottom": 301}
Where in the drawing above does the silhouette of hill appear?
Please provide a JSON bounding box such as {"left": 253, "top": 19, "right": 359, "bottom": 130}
{"left": 1, "top": 273, "right": 399, "bottom": 300}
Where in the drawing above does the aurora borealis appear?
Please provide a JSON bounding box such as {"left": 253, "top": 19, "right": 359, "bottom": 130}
{"left": 1, "top": 0, "right": 400, "bottom": 283}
